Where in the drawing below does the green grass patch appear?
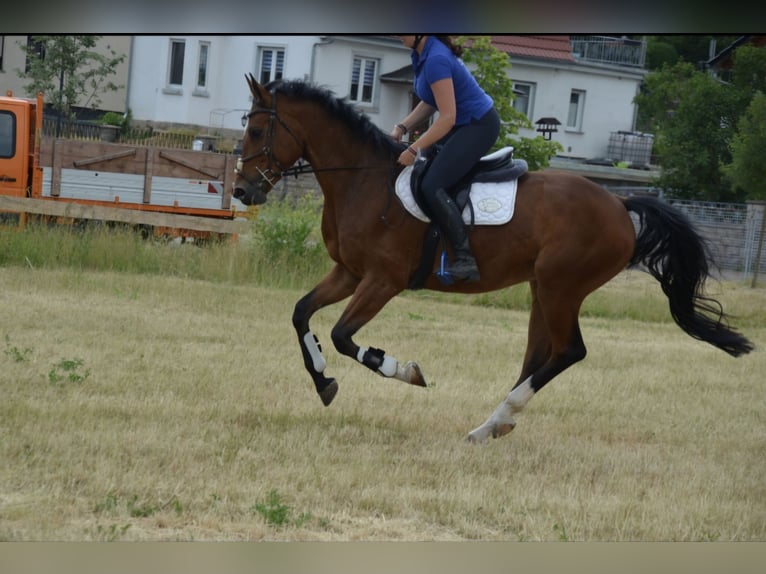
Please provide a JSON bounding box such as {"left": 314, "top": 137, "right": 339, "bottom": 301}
{"left": 252, "top": 489, "right": 313, "bottom": 528}
{"left": 48, "top": 358, "right": 90, "bottom": 385}
{"left": 4, "top": 335, "right": 33, "bottom": 363}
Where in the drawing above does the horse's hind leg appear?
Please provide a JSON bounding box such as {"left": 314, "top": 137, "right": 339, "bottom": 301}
{"left": 292, "top": 264, "right": 359, "bottom": 406}
{"left": 517, "top": 281, "right": 553, "bottom": 382}
{"left": 467, "top": 282, "right": 587, "bottom": 444}
{"left": 484, "top": 281, "right": 553, "bottom": 436}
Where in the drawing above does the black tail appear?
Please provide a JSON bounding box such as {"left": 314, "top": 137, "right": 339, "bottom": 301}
{"left": 624, "top": 195, "right": 753, "bottom": 357}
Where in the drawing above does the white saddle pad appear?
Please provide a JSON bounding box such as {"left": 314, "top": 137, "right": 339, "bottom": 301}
{"left": 395, "top": 166, "right": 518, "bottom": 225}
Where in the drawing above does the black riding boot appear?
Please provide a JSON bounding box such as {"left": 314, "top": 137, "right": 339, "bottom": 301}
{"left": 429, "top": 188, "right": 480, "bottom": 282}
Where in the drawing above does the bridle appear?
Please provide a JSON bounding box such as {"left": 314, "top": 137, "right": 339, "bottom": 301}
{"left": 235, "top": 89, "right": 404, "bottom": 192}
{"left": 235, "top": 91, "right": 304, "bottom": 192}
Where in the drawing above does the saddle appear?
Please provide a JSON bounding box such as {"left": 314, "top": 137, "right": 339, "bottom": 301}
{"left": 406, "top": 146, "right": 528, "bottom": 289}
{"left": 409, "top": 146, "right": 518, "bottom": 215}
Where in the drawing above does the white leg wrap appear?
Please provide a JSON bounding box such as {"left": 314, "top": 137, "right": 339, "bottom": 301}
{"left": 467, "top": 378, "right": 535, "bottom": 444}
{"left": 303, "top": 331, "right": 326, "bottom": 373}
{"left": 506, "top": 377, "right": 534, "bottom": 412}
{"left": 357, "top": 346, "right": 399, "bottom": 378}
{"left": 379, "top": 355, "right": 398, "bottom": 378}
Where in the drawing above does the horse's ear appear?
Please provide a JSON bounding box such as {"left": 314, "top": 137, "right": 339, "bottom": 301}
{"left": 246, "top": 73, "right": 270, "bottom": 106}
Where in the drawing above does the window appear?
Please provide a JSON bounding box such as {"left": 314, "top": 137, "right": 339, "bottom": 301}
{"left": 0, "top": 111, "right": 16, "bottom": 158}
{"left": 512, "top": 81, "right": 535, "bottom": 118}
{"left": 257, "top": 47, "right": 284, "bottom": 85}
{"left": 168, "top": 39, "right": 185, "bottom": 86}
{"left": 567, "top": 90, "right": 586, "bottom": 131}
{"left": 349, "top": 57, "right": 378, "bottom": 104}
{"left": 196, "top": 41, "right": 210, "bottom": 89}
{"left": 25, "top": 37, "right": 46, "bottom": 73}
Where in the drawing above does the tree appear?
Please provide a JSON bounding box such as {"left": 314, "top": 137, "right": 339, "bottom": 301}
{"left": 644, "top": 40, "right": 678, "bottom": 71}
{"left": 723, "top": 92, "right": 766, "bottom": 200}
{"left": 457, "top": 36, "right": 562, "bottom": 170}
{"left": 644, "top": 35, "right": 740, "bottom": 71}
{"left": 634, "top": 61, "right": 699, "bottom": 134}
{"left": 635, "top": 61, "right": 745, "bottom": 201}
{"left": 731, "top": 45, "right": 766, "bottom": 102}
{"left": 658, "top": 72, "right": 742, "bottom": 201}
{"left": 724, "top": 92, "right": 766, "bottom": 286}
{"left": 17, "top": 36, "right": 126, "bottom": 122}
{"left": 635, "top": 43, "right": 766, "bottom": 202}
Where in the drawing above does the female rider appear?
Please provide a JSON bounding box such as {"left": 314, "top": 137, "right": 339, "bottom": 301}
{"left": 391, "top": 35, "right": 500, "bottom": 282}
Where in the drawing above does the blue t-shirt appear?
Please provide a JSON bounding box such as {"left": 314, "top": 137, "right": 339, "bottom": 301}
{"left": 412, "top": 37, "right": 494, "bottom": 126}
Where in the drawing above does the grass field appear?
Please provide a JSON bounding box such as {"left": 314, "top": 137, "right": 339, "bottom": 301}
{"left": 1, "top": 242, "right": 764, "bottom": 541}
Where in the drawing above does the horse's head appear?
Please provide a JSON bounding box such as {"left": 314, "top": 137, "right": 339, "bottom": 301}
{"left": 233, "top": 74, "right": 304, "bottom": 205}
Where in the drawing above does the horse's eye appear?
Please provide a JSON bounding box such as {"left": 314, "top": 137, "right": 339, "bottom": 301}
{"left": 249, "top": 128, "right": 263, "bottom": 139}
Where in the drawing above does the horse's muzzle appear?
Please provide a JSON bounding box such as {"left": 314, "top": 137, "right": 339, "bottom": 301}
{"left": 233, "top": 182, "right": 268, "bottom": 206}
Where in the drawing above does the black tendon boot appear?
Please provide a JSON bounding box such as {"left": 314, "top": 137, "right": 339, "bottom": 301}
{"left": 430, "top": 188, "right": 480, "bottom": 282}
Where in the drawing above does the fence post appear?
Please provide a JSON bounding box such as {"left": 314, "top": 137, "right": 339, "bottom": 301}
{"left": 748, "top": 201, "right": 766, "bottom": 288}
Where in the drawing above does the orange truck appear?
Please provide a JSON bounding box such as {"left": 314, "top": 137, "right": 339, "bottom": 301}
{"left": 0, "top": 91, "right": 250, "bottom": 238}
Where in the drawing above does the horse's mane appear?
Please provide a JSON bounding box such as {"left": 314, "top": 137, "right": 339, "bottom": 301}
{"left": 266, "top": 79, "right": 404, "bottom": 157}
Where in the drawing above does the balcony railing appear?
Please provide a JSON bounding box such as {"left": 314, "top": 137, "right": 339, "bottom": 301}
{"left": 570, "top": 35, "right": 646, "bottom": 68}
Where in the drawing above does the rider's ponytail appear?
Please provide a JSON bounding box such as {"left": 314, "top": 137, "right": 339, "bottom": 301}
{"left": 434, "top": 35, "right": 463, "bottom": 58}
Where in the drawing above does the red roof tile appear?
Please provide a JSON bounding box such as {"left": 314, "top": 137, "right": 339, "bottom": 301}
{"left": 491, "top": 35, "right": 575, "bottom": 62}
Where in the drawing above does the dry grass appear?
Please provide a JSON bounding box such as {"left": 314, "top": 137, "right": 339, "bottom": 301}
{"left": 1, "top": 266, "right": 764, "bottom": 541}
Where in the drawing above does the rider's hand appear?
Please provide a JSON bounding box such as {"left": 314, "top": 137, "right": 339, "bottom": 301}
{"left": 398, "top": 148, "right": 417, "bottom": 166}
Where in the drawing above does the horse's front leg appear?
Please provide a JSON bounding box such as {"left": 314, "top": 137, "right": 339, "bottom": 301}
{"left": 292, "top": 264, "right": 359, "bottom": 406}
{"left": 331, "top": 275, "right": 427, "bottom": 390}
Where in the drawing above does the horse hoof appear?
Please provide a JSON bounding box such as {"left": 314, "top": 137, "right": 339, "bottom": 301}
{"left": 318, "top": 379, "right": 338, "bottom": 406}
{"left": 466, "top": 421, "right": 516, "bottom": 444}
{"left": 405, "top": 362, "right": 427, "bottom": 387}
{"left": 492, "top": 422, "right": 516, "bottom": 439}
{"left": 466, "top": 430, "right": 488, "bottom": 445}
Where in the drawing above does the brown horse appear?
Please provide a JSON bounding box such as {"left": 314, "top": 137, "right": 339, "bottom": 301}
{"left": 233, "top": 75, "right": 753, "bottom": 443}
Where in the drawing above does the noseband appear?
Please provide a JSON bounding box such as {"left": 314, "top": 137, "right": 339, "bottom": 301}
{"left": 235, "top": 91, "right": 303, "bottom": 191}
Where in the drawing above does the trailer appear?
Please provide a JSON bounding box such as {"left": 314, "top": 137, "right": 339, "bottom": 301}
{"left": 0, "top": 91, "right": 252, "bottom": 238}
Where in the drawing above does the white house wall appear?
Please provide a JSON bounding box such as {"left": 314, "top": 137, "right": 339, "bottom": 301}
{"left": 128, "top": 35, "right": 412, "bottom": 134}
{"left": 510, "top": 59, "right": 644, "bottom": 159}
{"left": 311, "top": 37, "right": 411, "bottom": 129}
{"left": 128, "top": 35, "right": 321, "bottom": 132}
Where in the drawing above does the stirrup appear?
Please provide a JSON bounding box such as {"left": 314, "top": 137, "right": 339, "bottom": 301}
{"left": 436, "top": 251, "right": 455, "bottom": 285}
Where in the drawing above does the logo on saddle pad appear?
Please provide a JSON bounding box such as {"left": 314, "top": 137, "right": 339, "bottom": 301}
{"left": 395, "top": 160, "right": 524, "bottom": 226}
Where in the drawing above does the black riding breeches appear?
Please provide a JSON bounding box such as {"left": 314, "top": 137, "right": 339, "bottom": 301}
{"left": 419, "top": 107, "right": 501, "bottom": 211}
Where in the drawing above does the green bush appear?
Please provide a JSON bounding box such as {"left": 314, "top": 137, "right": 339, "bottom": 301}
{"left": 98, "top": 111, "right": 126, "bottom": 128}
{"left": 255, "top": 195, "right": 324, "bottom": 260}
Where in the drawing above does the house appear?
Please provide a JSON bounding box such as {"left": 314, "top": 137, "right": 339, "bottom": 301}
{"left": 496, "top": 35, "right": 649, "bottom": 160}
{"left": 492, "top": 35, "right": 657, "bottom": 187}
{"left": 125, "top": 35, "right": 651, "bottom": 165}
{"left": 2, "top": 34, "right": 655, "bottom": 183}
{"left": 127, "top": 35, "right": 412, "bottom": 137}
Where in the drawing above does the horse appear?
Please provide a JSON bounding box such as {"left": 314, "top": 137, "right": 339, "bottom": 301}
{"left": 233, "top": 75, "right": 753, "bottom": 444}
